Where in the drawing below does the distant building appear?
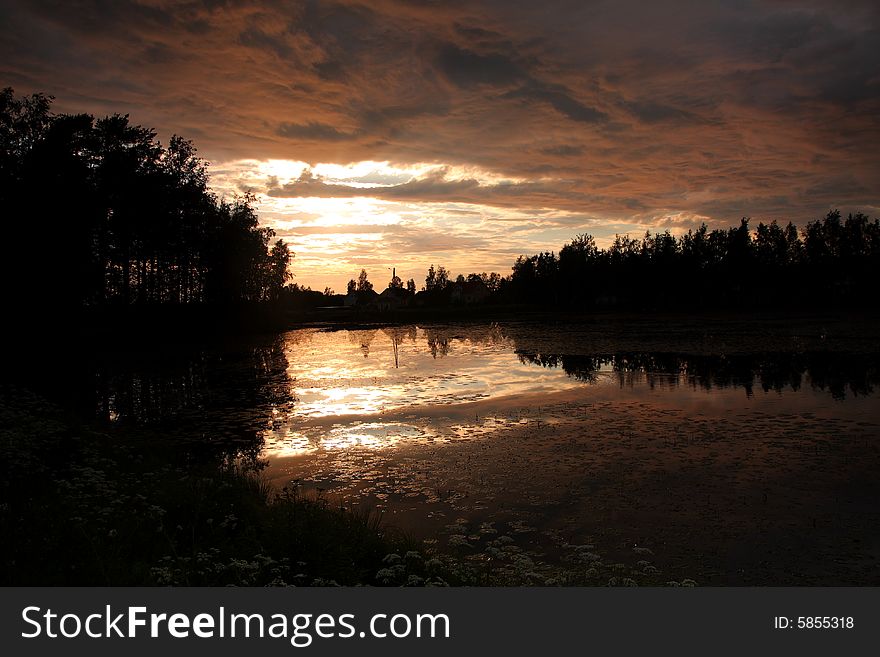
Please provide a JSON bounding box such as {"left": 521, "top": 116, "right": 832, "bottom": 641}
{"left": 377, "top": 286, "right": 412, "bottom": 312}
{"left": 412, "top": 290, "right": 430, "bottom": 307}
{"left": 451, "top": 279, "right": 490, "bottom": 305}
{"left": 344, "top": 289, "right": 379, "bottom": 307}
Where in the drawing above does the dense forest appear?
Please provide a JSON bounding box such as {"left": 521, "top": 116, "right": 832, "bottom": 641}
{"left": 503, "top": 214, "right": 880, "bottom": 310}
{"left": 0, "top": 88, "right": 291, "bottom": 327}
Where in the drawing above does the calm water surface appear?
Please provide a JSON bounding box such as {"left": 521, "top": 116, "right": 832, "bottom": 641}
{"left": 93, "top": 321, "right": 880, "bottom": 584}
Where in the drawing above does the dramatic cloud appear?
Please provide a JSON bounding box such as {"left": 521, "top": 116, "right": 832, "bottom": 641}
{"left": 265, "top": 167, "right": 582, "bottom": 208}
{"left": 1, "top": 0, "right": 878, "bottom": 289}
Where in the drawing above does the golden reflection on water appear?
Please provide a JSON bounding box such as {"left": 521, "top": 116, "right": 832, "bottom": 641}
{"left": 261, "top": 326, "right": 880, "bottom": 460}
{"left": 261, "top": 326, "right": 582, "bottom": 456}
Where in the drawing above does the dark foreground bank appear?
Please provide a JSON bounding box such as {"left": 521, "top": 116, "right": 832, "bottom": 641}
{"left": 0, "top": 387, "right": 417, "bottom": 586}
{"left": 1, "top": 386, "right": 681, "bottom": 587}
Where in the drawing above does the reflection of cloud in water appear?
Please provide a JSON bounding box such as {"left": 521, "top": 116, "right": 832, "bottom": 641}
{"left": 264, "top": 326, "right": 880, "bottom": 461}
{"left": 264, "top": 326, "right": 583, "bottom": 456}
{"left": 264, "top": 422, "right": 429, "bottom": 457}
{"left": 280, "top": 328, "right": 580, "bottom": 423}
{"left": 321, "top": 422, "right": 426, "bottom": 450}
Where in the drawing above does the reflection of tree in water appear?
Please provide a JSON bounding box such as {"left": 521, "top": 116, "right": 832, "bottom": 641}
{"left": 518, "top": 353, "right": 602, "bottom": 383}
{"left": 359, "top": 323, "right": 509, "bottom": 361}
{"left": 348, "top": 329, "right": 377, "bottom": 358}
{"left": 89, "top": 336, "right": 291, "bottom": 466}
{"left": 424, "top": 328, "right": 450, "bottom": 359}
{"left": 382, "top": 327, "right": 411, "bottom": 368}
{"left": 805, "top": 352, "right": 880, "bottom": 399}
{"left": 517, "top": 351, "right": 879, "bottom": 399}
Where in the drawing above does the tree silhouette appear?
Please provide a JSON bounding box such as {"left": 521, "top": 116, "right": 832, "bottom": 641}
{"left": 435, "top": 266, "right": 450, "bottom": 290}
{"left": 507, "top": 213, "right": 879, "bottom": 310}
{"left": 0, "top": 88, "right": 293, "bottom": 324}
{"left": 267, "top": 240, "right": 293, "bottom": 300}
{"left": 356, "top": 269, "right": 373, "bottom": 293}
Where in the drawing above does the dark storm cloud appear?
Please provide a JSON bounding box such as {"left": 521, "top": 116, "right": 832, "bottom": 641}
{"left": 24, "top": 0, "right": 175, "bottom": 33}
{"left": 268, "top": 168, "right": 488, "bottom": 204}
{"left": 266, "top": 167, "right": 643, "bottom": 214}
{"left": 277, "top": 121, "right": 359, "bottom": 141}
{"left": 239, "top": 25, "right": 295, "bottom": 60}
{"left": 435, "top": 44, "right": 526, "bottom": 87}
{"left": 622, "top": 101, "right": 705, "bottom": 125}
{"left": 539, "top": 145, "right": 583, "bottom": 157}
{"left": 507, "top": 83, "right": 608, "bottom": 124}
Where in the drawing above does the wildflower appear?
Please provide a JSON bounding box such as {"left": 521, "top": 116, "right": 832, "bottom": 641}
{"left": 425, "top": 558, "right": 443, "bottom": 572}
{"left": 447, "top": 535, "right": 472, "bottom": 549}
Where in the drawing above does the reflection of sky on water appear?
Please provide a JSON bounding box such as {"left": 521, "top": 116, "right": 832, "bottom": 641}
{"left": 269, "top": 422, "right": 429, "bottom": 458}
{"left": 263, "top": 327, "right": 586, "bottom": 456}
{"left": 287, "top": 329, "right": 578, "bottom": 416}
{"left": 262, "top": 327, "right": 880, "bottom": 459}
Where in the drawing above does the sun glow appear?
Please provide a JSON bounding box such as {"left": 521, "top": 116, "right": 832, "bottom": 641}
{"left": 258, "top": 159, "right": 309, "bottom": 181}
{"left": 206, "top": 158, "right": 650, "bottom": 291}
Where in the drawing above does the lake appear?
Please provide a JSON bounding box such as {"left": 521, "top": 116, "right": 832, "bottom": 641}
{"left": 88, "top": 317, "right": 880, "bottom": 585}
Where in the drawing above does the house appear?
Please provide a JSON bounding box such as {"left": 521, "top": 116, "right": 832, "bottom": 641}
{"left": 377, "top": 286, "right": 412, "bottom": 312}
{"left": 344, "top": 289, "right": 379, "bottom": 307}
{"left": 451, "top": 279, "right": 490, "bottom": 305}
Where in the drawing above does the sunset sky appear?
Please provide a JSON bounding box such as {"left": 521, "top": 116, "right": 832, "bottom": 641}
{"left": 2, "top": 0, "right": 879, "bottom": 291}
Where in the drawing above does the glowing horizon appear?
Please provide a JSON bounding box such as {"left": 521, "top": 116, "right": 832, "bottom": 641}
{"left": 209, "top": 157, "right": 657, "bottom": 291}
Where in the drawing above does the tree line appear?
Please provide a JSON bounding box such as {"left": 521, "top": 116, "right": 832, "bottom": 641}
{"left": 7, "top": 87, "right": 877, "bottom": 322}
{"left": 330, "top": 212, "right": 879, "bottom": 313}
{"left": 506, "top": 215, "right": 880, "bottom": 309}
{"left": 1, "top": 88, "right": 291, "bottom": 322}
{"left": 325, "top": 266, "right": 504, "bottom": 306}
